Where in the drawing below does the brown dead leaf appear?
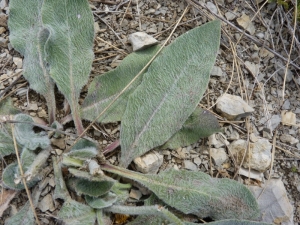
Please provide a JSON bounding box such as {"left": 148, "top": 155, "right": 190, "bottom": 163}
{"left": 0, "top": 189, "right": 18, "bottom": 217}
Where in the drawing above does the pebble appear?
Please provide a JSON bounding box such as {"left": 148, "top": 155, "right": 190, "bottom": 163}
{"left": 210, "top": 148, "right": 228, "bottom": 166}
{"left": 216, "top": 94, "right": 254, "bottom": 120}
{"left": 206, "top": 2, "right": 218, "bottom": 14}
{"left": 236, "top": 13, "right": 255, "bottom": 35}
{"left": 133, "top": 151, "right": 163, "bottom": 174}
{"left": 129, "top": 189, "right": 142, "bottom": 200}
{"left": 0, "top": 36, "right": 8, "bottom": 47}
{"left": 280, "top": 134, "right": 299, "bottom": 145}
{"left": 193, "top": 157, "right": 202, "bottom": 166}
{"left": 13, "top": 57, "right": 22, "bottom": 69}
{"left": 38, "top": 194, "right": 55, "bottom": 212}
{"left": 225, "top": 11, "right": 236, "bottom": 20}
{"left": 210, "top": 66, "right": 223, "bottom": 76}
{"left": 183, "top": 160, "right": 198, "bottom": 171}
{"left": 281, "top": 110, "right": 296, "bottom": 126}
{"left": 229, "top": 138, "right": 272, "bottom": 172}
{"left": 128, "top": 32, "right": 158, "bottom": 51}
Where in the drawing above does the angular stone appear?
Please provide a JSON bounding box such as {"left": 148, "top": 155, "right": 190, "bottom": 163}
{"left": 183, "top": 160, "right": 198, "bottom": 171}
{"left": 128, "top": 32, "right": 158, "bottom": 51}
{"left": 210, "top": 148, "right": 228, "bottom": 167}
{"left": 134, "top": 151, "right": 163, "bottom": 174}
{"left": 225, "top": 11, "right": 236, "bottom": 20}
{"left": 249, "top": 179, "right": 294, "bottom": 225}
{"left": 238, "top": 167, "right": 264, "bottom": 181}
{"left": 206, "top": 2, "right": 217, "bottom": 14}
{"left": 281, "top": 110, "right": 296, "bottom": 126}
{"left": 210, "top": 66, "right": 223, "bottom": 76}
{"left": 38, "top": 194, "right": 55, "bottom": 212}
{"left": 237, "top": 13, "right": 255, "bottom": 35}
{"left": 13, "top": 57, "right": 22, "bottom": 69}
{"left": 216, "top": 94, "right": 254, "bottom": 120}
{"left": 228, "top": 138, "right": 272, "bottom": 172}
{"left": 208, "top": 133, "right": 229, "bottom": 148}
{"left": 280, "top": 134, "right": 299, "bottom": 145}
{"left": 129, "top": 189, "right": 142, "bottom": 200}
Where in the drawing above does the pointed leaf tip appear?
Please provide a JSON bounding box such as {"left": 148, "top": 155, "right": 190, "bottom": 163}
{"left": 120, "top": 20, "right": 221, "bottom": 167}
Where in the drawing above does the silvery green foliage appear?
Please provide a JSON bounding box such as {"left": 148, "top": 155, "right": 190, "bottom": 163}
{"left": 62, "top": 155, "right": 84, "bottom": 167}
{"left": 5, "top": 202, "right": 35, "bottom": 225}
{"left": 0, "top": 124, "right": 15, "bottom": 157}
{"left": 163, "top": 107, "right": 221, "bottom": 149}
{"left": 13, "top": 114, "right": 50, "bottom": 150}
{"left": 2, "top": 148, "right": 39, "bottom": 190}
{"left": 8, "top": 0, "right": 56, "bottom": 123}
{"left": 66, "top": 139, "right": 98, "bottom": 160}
{"left": 120, "top": 20, "right": 221, "bottom": 167}
{"left": 41, "top": 0, "right": 94, "bottom": 134}
{"left": 0, "top": 98, "right": 20, "bottom": 115}
{"left": 58, "top": 199, "right": 96, "bottom": 225}
{"left": 81, "top": 45, "right": 161, "bottom": 123}
{"left": 101, "top": 164, "right": 259, "bottom": 221}
{"left": 53, "top": 156, "right": 71, "bottom": 201}
{"left": 96, "top": 210, "right": 112, "bottom": 225}
{"left": 68, "top": 168, "right": 115, "bottom": 197}
{"left": 85, "top": 192, "right": 117, "bottom": 209}
{"left": 5, "top": 184, "right": 43, "bottom": 225}
{"left": 110, "top": 181, "right": 131, "bottom": 203}
{"left": 205, "top": 221, "right": 273, "bottom": 225}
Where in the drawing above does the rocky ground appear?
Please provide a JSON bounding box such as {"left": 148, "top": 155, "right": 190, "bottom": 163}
{"left": 0, "top": 0, "right": 300, "bottom": 224}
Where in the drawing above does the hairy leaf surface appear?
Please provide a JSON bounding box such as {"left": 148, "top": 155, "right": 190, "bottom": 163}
{"left": 8, "top": 0, "right": 56, "bottom": 123}
{"left": 41, "top": 0, "right": 94, "bottom": 133}
{"left": 0, "top": 124, "right": 15, "bottom": 157}
{"left": 204, "top": 220, "right": 273, "bottom": 225}
{"left": 120, "top": 20, "right": 221, "bottom": 167}
{"left": 163, "top": 107, "right": 221, "bottom": 149}
{"left": 85, "top": 192, "right": 117, "bottom": 209}
{"left": 14, "top": 114, "right": 50, "bottom": 150}
{"left": 102, "top": 164, "right": 259, "bottom": 220}
{"left": 5, "top": 202, "right": 35, "bottom": 225}
{"left": 58, "top": 199, "right": 96, "bottom": 225}
{"left": 66, "top": 139, "right": 98, "bottom": 160}
{"left": 81, "top": 45, "right": 160, "bottom": 123}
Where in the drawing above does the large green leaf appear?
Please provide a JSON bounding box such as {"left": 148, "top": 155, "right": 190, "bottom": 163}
{"left": 204, "top": 220, "right": 273, "bottom": 225}
{"left": 13, "top": 114, "right": 50, "bottom": 150}
{"left": 85, "top": 192, "right": 117, "bottom": 209}
{"left": 101, "top": 164, "right": 259, "bottom": 220}
{"left": 120, "top": 20, "right": 221, "bottom": 167}
{"left": 81, "top": 45, "right": 160, "bottom": 123}
{"left": 41, "top": 0, "right": 94, "bottom": 134}
{"left": 8, "top": 0, "right": 56, "bottom": 123}
{"left": 4, "top": 202, "right": 35, "bottom": 225}
{"left": 163, "top": 107, "right": 221, "bottom": 149}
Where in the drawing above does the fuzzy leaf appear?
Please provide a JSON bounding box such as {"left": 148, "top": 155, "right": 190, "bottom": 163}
{"left": 8, "top": 0, "right": 56, "bottom": 123}
{"left": 81, "top": 45, "right": 160, "bottom": 123}
{"left": 0, "top": 98, "right": 21, "bottom": 115}
{"left": 4, "top": 202, "right": 35, "bottom": 225}
{"left": 62, "top": 155, "right": 84, "bottom": 167}
{"left": 85, "top": 192, "right": 117, "bottom": 209}
{"left": 13, "top": 114, "right": 50, "bottom": 150}
{"left": 2, "top": 162, "right": 38, "bottom": 190}
{"left": 68, "top": 169, "right": 115, "bottom": 197}
{"left": 163, "top": 107, "right": 221, "bottom": 149}
{"left": 204, "top": 220, "right": 273, "bottom": 225}
{"left": 53, "top": 156, "right": 71, "bottom": 201}
{"left": 101, "top": 164, "right": 259, "bottom": 220}
{"left": 120, "top": 20, "right": 221, "bottom": 167}
{"left": 66, "top": 139, "right": 98, "bottom": 160}
{"left": 41, "top": 0, "right": 94, "bottom": 133}
{"left": 73, "top": 178, "right": 114, "bottom": 197}
{"left": 58, "top": 199, "right": 96, "bottom": 225}
{"left": 0, "top": 124, "right": 16, "bottom": 157}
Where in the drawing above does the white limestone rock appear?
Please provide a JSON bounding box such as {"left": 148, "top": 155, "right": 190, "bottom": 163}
{"left": 216, "top": 94, "right": 254, "bottom": 120}
{"left": 228, "top": 138, "right": 272, "bottom": 172}
{"left": 134, "top": 151, "right": 163, "bottom": 174}
{"left": 128, "top": 32, "right": 158, "bottom": 51}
